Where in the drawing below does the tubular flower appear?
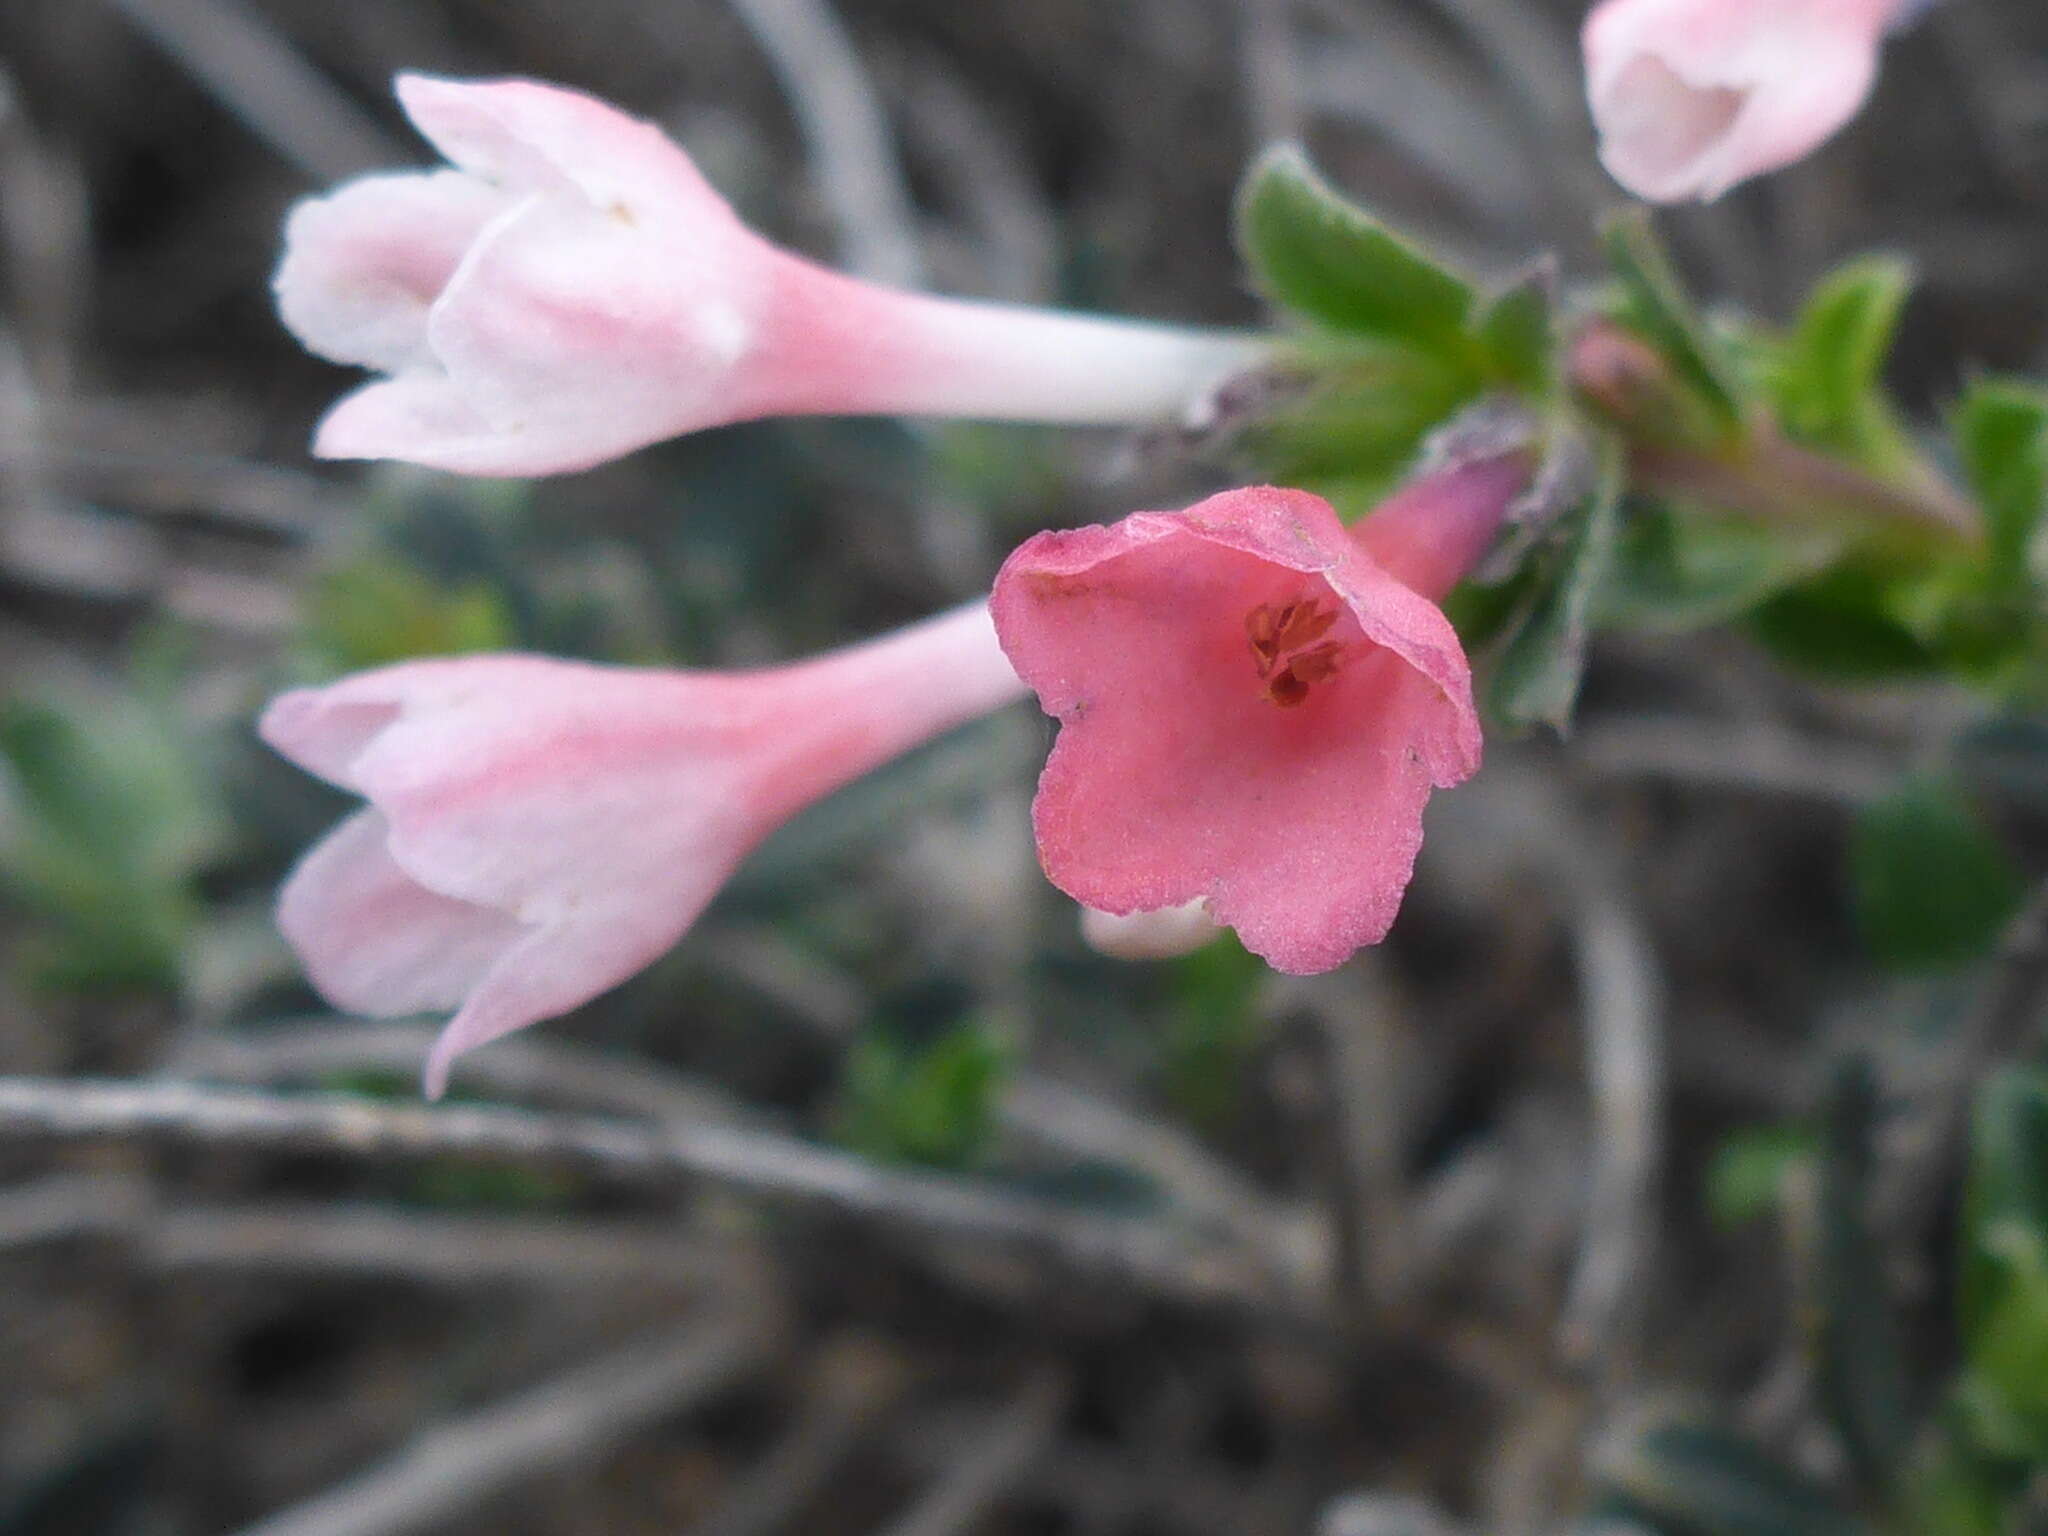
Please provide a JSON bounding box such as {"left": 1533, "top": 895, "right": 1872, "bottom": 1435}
{"left": 1583, "top": 0, "right": 1911, "bottom": 202}
{"left": 260, "top": 603, "right": 1024, "bottom": 1095}
{"left": 991, "top": 459, "right": 1528, "bottom": 973}
{"left": 274, "top": 73, "right": 1268, "bottom": 476}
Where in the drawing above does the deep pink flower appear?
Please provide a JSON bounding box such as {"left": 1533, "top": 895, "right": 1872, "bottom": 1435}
{"left": 1584, "top": 0, "right": 1909, "bottom": 202}
{"left": 260, "top": 603, "right": 1023, "bottom": 1095}
{"left": 274, "top": 74, "right": 1266, "bottom": 476}
{"left": 992, "top": 461, "right": 1527, "bottom": 973}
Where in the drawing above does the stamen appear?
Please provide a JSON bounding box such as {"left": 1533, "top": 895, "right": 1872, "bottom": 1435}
{"left": 1288, "top": 642, "right": 1344, "bottom": 685}
{"left": 1274, "top": 603, "right": 1337, "bottom": 651}
{"left": 1267, "top": 668, "right": 1311, "bottom": 708}
{"left": 1245, "top": 594, "right": 1349, "bottom": 706}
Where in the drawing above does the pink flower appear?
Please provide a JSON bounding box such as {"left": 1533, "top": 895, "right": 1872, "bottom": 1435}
{"left": 260, "top": 603, "right": 1023, "bottom": 1095}
{"left": 1584, "top": 0, "right": 1909, "bottom": 201}
{"left": 275, "top": 74, "right": 1266, "bottom": 476}
{"left": 991, "top": 460, "right": 1527, "bottom": 974}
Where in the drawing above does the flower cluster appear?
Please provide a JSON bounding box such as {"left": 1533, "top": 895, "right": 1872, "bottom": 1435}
{"left": 264, "top": 23, "right": 1858, "bottom": 1091}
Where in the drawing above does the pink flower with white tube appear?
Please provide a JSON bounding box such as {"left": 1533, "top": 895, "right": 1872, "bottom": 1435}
{"left": 274, "top": 74, "right": 1267, "bottom": 477}
{"left": 992, "top": 459, "right": 1529, "bottom": 973}
{"left": 1583, "top": 0, "right": 1914, "bottom": 202}
{"left": 260, "top": 602, "right": 1024, "bottom": 1096}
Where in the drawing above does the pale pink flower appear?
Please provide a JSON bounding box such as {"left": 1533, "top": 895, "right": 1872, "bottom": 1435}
{"left": 260, "top": 603, "right": 1023, "bottom": 1095}
{"left": 274, "top": 74, "right": 1266, "bottom": 476}
{"left": 1584, "top": 0, "right": 1910, "bottom": 201}
{"left": 992, "top": 460, "right": 1527, "bottom": 974}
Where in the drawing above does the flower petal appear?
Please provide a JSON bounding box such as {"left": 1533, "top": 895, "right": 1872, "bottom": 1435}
{"left": 274, "top": 170, "right": 509, "bottom": 371}
{"left": 423, "top": 192, "right": 764, "bottom": 467}
{"left": 278, "top": 809, "right": 526, "bottom": 1017}
{"left": 394, "top": 73, "right": 738, "bottom": 230}
{"left": 1584, "top": 0, "right": 1893, "bottom": 200}
{"left": 307, "top": 371, "right": 615, "bottom": 476}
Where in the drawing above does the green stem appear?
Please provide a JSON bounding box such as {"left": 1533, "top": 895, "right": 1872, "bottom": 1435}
{"left": 1632, "top": 429, "right": 1985, "bottom": 554}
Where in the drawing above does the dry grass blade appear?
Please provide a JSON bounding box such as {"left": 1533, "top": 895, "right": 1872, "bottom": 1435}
{"left": 107, "top": 0, "right": 402, "bottom": 180}
{"left": 717, "top": 0, "right": 924, "bottom": 286}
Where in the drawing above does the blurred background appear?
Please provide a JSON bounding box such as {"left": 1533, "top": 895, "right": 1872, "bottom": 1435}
{"left": 5, "top": 1, "right": 2048, "bottom": 1532}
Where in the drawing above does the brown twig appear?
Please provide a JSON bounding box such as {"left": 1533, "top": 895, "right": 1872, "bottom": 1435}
{"left": 225, "top": 1312, "right": 776, "bottom": 1536}
{"left": 1554, "top": 825, "right": 1666, "bottom": 1380}
{"left": 689, "top": 1336, "right": 909, "bottom": 1536}
{"left": 164, "top": 1020, "right": 755, "bottom": 1128}
{"left": 0, "top": 1076, "right": 1311, "bottom": 1319}
{"left": 147, "top": 1204, "right": 748, "bottom": 1289}
{"left": 1576, "top": 717, "right": 1895, "bottom": 806}
{"left": 174, "top": 1019, "right": 1314, "bottom": 1279}
{"left": 879, "top": 1369, "right": 1072, "bottom": 1536}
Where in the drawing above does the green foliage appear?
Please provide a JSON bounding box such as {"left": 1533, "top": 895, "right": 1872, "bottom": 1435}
{"left": 0, "top": 684, "right": 228, "bottom": 994}
{"left": 1231, "top": 150, "right": 1564, "bottom": 516}
{"left": 1748, "top": 565, "right": 1946, "bottom": 682}
{"left": 1705, "top": 1124, "right": 1813, "bottom": 1231}
{"left": 1760, "top": 256, "right": 1916, "bottom": 472}
{"left": 1160, "top": 937, "right": 1267, "bottom": 1130}
{"left": 1850, "top": 775, "right": 2024, "bottom": 973}
{"left": 835, "top": 1018, "right": 1010, "bottom": 1170}
{"left": 1811, "top": 1058, "right": 1914, "bottom": 1498}
{"left": 1485, "top": 437, "right": 1622, "bottom": 733}
{"left": 1892, "top": 1070, "right": 2048, "bottom": 1529}
{"left": 301, "top": 552, "right": 517, "bottom": 675}
{"left": 1602, "top": 502, "right": 1840, "bottom": 634}
{"left": 1596, "top": 1418, "right": 1864, "bottom": 1536}
{"left": 1235, "top": 146, "right": 1474, "bottom": 350}
{"left": 1238, "top": 336, "right": 1489, "bottom": 514}
{"left": 1899, "top": 1428, "right": 2019, "bottom": 1536}
{"left": 1957, "top": 1071, "right": 2048, "bottom": 1454}
{"left": 1472, "top": 265, "right": 1558, "bottom": 397}
{"left": 1952, "top": 378, "right": 2048, "bottom": 590}
{"left": 1600, "top": 210, "right": 1745, "bottom": 437}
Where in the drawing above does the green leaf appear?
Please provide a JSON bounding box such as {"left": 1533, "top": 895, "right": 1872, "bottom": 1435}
{"left": 1748, "top": 565, "right": 1944, "bottom": 682}
{"left": 1956, "top": 1220, "right": 2048, "bottom": 1457}
{"left": 1811, "top": 1057, "right": 1914, "bottom": 1497}
{"left": 1598, "top": 1419, "right": 1865, "bottom": 1536}
{"left": 1767, "top": 255, "right": 1915, "bottom": 467}
{"left": 1486, "top": 438, "right": 1623, "bottom": 733}
{"left": 0, "top": 689, "right": 228, "bottom": 994}
{"left": 1238, "top": 336, "right": 1484, "bottom": 514}
{"left": 1851, "top": 775, "right": 2024, "bottom": 972}
{"left": 1162, "top": 936, "right": 1268, "bottom": 1129}
{"left": 836, "top": 1020, "right": 1010, "bottom": 1170}
{"left": 1952, "top": 378, "right": 2048, "bottom": 586}
{"left": 1473, "top": 266, "right": 1557, "bottom": 396}
{"left": 302, "top": 552, "right": 518, "bottom": 675}
{"left": 1957, "top": 1073, "right": 2048, "bottom": 1449}
{"left": 1899, "top": 1425, "right": 2023, "bottom": 1536}
{"left": 1706, "top": 1124, "right": 1813, "bottom": 1231}
{"left": 1236, "top": 146, "right": 1474, "bottom": 348}
{"left": 1601, "top": 209, "right": 1744, "bottom": 434}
